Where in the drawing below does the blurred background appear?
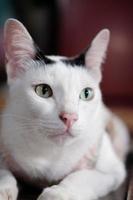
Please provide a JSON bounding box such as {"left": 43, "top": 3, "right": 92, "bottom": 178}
{"left": 0, "top": 0, "right": 133, "bottom": 128}
{"left": 0, "top": 2, "right": 133, "bottom": 198}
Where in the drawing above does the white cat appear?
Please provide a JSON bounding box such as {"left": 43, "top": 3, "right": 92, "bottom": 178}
{"left": 0, "top": 19, "right": 129, "bottom": 200}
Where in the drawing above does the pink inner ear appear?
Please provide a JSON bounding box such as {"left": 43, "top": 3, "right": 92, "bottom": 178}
{"left": 4, "top": 19, "right": 36, "bottom": 79}
{"left": 7, "top": 57, "right": 27, "bottom": 79}
{"left": 5, "top": 35, "right": 35, "bottom": 60}
{"left": 85, "top": 29, "right": 110, "bottom": 69}
{"left": 84, "top": 29, "right": 110, "bottom": 82}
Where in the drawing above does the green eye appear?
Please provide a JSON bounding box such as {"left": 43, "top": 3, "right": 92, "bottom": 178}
{"left": 80, "top": 87, "right": 94, "bottom": 101}
{"left": 35, "top": 84, "right": 53, "bottom": 98}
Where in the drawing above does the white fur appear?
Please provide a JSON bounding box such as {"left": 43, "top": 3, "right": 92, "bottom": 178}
{"left": 1, "top": 62, "right": 104, "bottom": 180}
{"left": 0, "top": 168, "right": 18, "bottom": 200}
{"left": 0, "top": 19, "right": 130, "bottom": 200}
{"left": 38, "top": 134, "right": 126, "bottom": 200}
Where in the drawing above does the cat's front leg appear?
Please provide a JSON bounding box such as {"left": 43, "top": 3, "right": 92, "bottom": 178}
{"left": 0, "top": 169, "right": 18, "bottom": 200}
{"left": 38, "top": 185, "right": 77, "bottom": 200}
{"left": 37, "top": 134, "right": 126, "bottom": 200}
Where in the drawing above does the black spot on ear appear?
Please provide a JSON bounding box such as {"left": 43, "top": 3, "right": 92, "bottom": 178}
{"left": 62, "top": 53, "right": 85, "bottom": 67}
{"left": 34, "top": 45, "right": 55, "bottom": 65}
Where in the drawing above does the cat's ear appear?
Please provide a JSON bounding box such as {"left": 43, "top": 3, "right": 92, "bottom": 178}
{"left": 4, "top": 19, "right": 36, "bottom": 83}
{"left": 85, "top": 29, "right": 110, "bottom": 82}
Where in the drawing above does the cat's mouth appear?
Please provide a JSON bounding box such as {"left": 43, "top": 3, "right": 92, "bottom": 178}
{"left": 48, "top": 130, "right": 74, "bottom": 141}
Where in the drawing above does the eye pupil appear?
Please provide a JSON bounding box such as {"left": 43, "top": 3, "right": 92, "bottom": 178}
{"left": 42, "top": 87, "right": 48, "bottom": 95}
{"left": 80, "top": 87, "right": 94, "bottom": 101}
{"left": 85, "top": 89, "right": 89, "bottom": 98}
{"left": 35, "top": 84, "right": 53, "bottom": 98}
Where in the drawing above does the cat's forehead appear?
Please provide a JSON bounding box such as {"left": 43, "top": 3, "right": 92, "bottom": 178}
{"left": 35, "top": 48, "right": 85, "bottom": 67}
{"left": 25, "top": 60, "right": 96, "bottom": 87}
{"left": 46, "top": 55, "right": 66, "bottom": 62}
{"left": 46, "top": 54, "right": 85, "bottom": 67}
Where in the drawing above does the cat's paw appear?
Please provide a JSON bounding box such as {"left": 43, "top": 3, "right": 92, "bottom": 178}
{"left": 37, "top": 185, "right": 77, "bottom": 200}
{"left": 0, "top": 180, "right": 18, "bottom": 200}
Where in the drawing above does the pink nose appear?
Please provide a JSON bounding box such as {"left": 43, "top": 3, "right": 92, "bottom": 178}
{"left": 59, "top": 112, "right": 78, "bottom": 129}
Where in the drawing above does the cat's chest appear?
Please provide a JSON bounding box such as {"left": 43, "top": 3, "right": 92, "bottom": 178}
{"left": 3, "top": 143, "right": 98, "bottom": 185}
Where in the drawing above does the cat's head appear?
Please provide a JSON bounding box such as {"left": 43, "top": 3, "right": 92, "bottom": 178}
{"left": 4, "top": 19, "right": 110, "bottom": 146}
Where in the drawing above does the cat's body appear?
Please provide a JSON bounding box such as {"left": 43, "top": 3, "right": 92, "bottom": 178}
{"left": 0, "top": 19, "right": 129, "bottom": 200}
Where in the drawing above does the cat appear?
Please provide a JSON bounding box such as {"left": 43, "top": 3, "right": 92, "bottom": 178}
{"left": 0, "top": 18, "right": 129, "bottom": 200}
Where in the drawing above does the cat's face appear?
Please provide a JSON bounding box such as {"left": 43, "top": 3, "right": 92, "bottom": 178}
{"left": 3, "top": 19, "right": 110, "bottom": 145}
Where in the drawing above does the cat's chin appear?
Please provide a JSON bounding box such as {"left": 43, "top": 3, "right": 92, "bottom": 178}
{"left": 48, "top": 131, "right": 75, "bottom": 144}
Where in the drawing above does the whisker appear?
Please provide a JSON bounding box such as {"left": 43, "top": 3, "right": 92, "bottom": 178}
{"left": 0, "top": 113, "right": 59, "bottom": 125}
{"left": 0, "top": 113, "right": 85, "bottom": 135}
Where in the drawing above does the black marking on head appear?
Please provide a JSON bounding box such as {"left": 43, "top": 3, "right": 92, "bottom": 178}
{"left": 34, "top": 45, "right": 55, "bottom": 65}
{"left": 62, "top": 53, "right": 85, "bottom": 67}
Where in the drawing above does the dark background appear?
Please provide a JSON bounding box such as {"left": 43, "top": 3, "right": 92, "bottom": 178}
{"left": 0, "top": 0, "right": 133, "bottom": 107}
